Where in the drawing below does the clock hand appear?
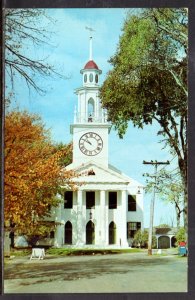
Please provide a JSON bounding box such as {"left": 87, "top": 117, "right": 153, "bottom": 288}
{"left": 85, "top": 139, "right": 92, "bottom": 145}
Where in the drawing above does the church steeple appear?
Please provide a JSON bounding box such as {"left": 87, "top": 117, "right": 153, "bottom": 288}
{"left": 70, "top": 33, "right": 111, "bottom": 167}
{"left": 73, "top": 35, "right": 108, "bottom": 125}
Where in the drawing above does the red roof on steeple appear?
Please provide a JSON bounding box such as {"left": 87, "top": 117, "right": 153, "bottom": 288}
{"left": 84, "top": 60, "right": 99, "bottom": 70}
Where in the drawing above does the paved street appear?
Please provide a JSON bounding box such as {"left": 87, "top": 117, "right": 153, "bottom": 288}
{"left": 4, "top": 251, "right": 187, "bottom": 293}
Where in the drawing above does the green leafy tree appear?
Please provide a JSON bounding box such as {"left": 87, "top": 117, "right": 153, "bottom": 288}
{"left": 100, "top": 8, "right": 187, "bottom": 229}
{"left": 133, "top": 229, "right": 156, "bottom": 248}
{"left": 146, "top": 168, "right": 184, "bottom": 228}
{"left": 157, "top": 169, "right": 184, "bottom": 228}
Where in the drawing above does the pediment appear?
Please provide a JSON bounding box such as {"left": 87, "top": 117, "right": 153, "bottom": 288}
{"left": 66, "top": 161, "right": 131, "bottom": 184}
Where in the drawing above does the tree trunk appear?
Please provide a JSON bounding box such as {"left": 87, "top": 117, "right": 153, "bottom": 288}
{"left": 175, "top": 205, "right": 181, "bottom": 229}
{"left": 178, "top": 157, "right": 188, "bottom": 231}
{"left": 183, "top": 190, "right": 188, "bottom": 231}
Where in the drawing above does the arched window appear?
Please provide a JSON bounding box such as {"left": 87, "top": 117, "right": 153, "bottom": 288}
{"left": 86, "top": 221, "right": 95, "bottom": 244}
{"left": 64, "top": 221, "right": 72, "bottom": 244}
{"left": 88, "top": 98, "right": 95, "bottom": 121}
{"left": 109, "top": 222, "right": 116, "bottom": 244}
{"left": 95, "top": 74, "right": 98, "bottom": 83}
{"left": 89, "top": 73, "right": 93, "bottom": 82}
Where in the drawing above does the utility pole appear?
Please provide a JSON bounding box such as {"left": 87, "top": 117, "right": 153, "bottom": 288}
{"left": 143, "top": 160, "right": 170, "bottom": 255}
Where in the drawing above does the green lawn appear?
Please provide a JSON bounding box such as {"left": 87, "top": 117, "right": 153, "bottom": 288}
{"left": 46, "top": 248, "right": 143, "bottom": 256}
{"left": 8, "top": 247, "right": 143, "bottom": 257}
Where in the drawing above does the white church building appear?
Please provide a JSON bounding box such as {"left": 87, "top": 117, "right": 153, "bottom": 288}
{"left": 51, "top": 36, "right": 144, "bottom": 249}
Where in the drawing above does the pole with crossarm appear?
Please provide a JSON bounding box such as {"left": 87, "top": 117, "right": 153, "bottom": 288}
{"left": 143, "top": 160, "right": 170, "bottom": 255}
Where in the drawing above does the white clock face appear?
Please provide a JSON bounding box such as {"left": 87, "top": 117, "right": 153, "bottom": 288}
{"left": 79, "top": 132, "right": 103, "bottom": 156}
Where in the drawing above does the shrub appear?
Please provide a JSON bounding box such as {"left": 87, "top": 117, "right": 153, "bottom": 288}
{"left": 176, "top": 227, "right": 187, "bottom": 246}
{"left": 133, "top": 230, "right": 157, "bottom": 248}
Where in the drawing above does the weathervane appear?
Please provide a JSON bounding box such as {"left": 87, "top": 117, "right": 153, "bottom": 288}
{"left": 85, "top": 26, "right": 95, "bottom": 60}
{"left": 85, "top": 26, "right": 95, "bottom": 36}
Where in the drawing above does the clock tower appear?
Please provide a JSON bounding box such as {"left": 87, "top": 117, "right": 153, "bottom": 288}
{"left": 70, "top": 36, "right": 111, "bottom": 167}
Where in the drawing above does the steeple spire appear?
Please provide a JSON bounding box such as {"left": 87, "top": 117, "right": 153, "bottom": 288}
{"left": 85, "top": 26, "right": 95, "bottom": 60}
{"left": 89, "top": 36, "right": 92, "bottom": 60}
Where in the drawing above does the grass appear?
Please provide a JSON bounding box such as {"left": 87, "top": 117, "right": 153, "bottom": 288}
{"left": 46, "top": 248, "right": 143, "bottom": 256}
{"left": 9, "top": 249, "right": 32, "bottom": 257}
{"left": 4, "top": 247, "right": 143, "bottom": 258}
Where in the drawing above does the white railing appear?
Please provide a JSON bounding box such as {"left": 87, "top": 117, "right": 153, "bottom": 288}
{"left": 74, "top": 112, "right": 108, "bottom": 124}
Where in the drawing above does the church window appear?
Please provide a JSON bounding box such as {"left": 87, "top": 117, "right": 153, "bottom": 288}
{"left": 50, "top": 231, "right": 55, "bottom": 238}
{"left": 89, "top": 73, "right": 93, "bottom": 82}
{"left": 88, "top": 98, "right": 95, "bottom": 121}
{"left": 127, "top": 222, "right": 141, "bottom": 238}
{"left": 84, "top": 74, "right": 87, "bottom": 83}
{"left": 86, "top": 191, "right": 95, "bottom": 209}
{"left": 64, "top": 191, "right": 73, "bottom": 209}
{"left": 95, "top": 74, "right": 98, "bottom": 83}
{"left": 109, "top": 192, "right": 117, "bottom": 209}
{"left": 128, "top": 195, "right": 136, "bottom": 211}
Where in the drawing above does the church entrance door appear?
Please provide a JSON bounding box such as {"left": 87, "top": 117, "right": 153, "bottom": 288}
{"left": 86, "top": 221, "right": 95, "bottom": 244}
{"left": 109, "top": 222, "right": 116, "bottom": 244}
{"left": 65, "top": 221, "right": 72, "bottom": 244}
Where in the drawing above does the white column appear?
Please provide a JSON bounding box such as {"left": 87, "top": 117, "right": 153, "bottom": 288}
{"left": 105, "top": 191, "right": 109, "bottom": 245}
{"left": 120, "top": 190, "right": 128, "bottom": 247}
{"left": 53, "top": 196, "right": 62, "bottom": 247}
{"left": 100, "top": 190, "right": 107, "bottom": 246}
{"left": 95, "top": 93, "right": 98, "bottom": 121}
{"left": 55, "top": 196, "right": 62, "bottom": 222}
{"left": 54, "top": 224, "right": 63, "bottom": 248}
{"left": 85, "top": 94, "right": 88, "bottom": 122}
{"left": 77, "top": 190, "right": 85, "bottom": 246}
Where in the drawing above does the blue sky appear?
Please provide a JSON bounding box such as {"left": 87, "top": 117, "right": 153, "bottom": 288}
{"left": 6, "top": 8, "right": 179, "bottom": 228}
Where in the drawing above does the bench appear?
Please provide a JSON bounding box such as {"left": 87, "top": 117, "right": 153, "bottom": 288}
{"left": 30, "top": 248, "right": 45, "bottom": 260}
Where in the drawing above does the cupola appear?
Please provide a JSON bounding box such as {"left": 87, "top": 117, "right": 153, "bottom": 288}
{"left": 80, "top": 36, "right": 102, "bottom": 86}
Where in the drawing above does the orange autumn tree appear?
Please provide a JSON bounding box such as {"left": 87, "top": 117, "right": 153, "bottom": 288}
{"left": 4, "top": 111, "right": 76, "bottom": 235}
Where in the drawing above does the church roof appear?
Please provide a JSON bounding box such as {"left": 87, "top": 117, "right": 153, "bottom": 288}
{"left": 65, "top": 161, "right": 143, "bottom": 190}
{"left": 84, "top": 60, "right": 99, "bottom": 70}
{"left": 155, "top": 227, "right": 178, "bottom": 235}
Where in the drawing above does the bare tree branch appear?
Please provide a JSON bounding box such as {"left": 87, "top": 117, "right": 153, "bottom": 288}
{"left": 4, "top": 9, "right": 66, "bottom": 97}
